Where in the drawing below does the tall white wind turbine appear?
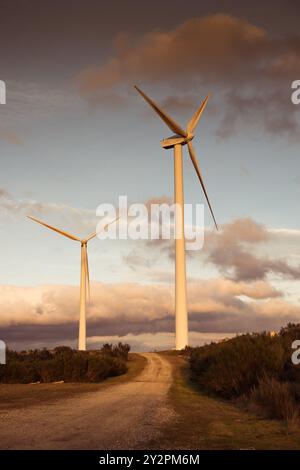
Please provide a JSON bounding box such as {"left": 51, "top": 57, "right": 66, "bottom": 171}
{"left": 134, "top": 85, "right": 218, "bottom": 350}
{"left": 28, "top": 215, "right": 118, "bottom": 351}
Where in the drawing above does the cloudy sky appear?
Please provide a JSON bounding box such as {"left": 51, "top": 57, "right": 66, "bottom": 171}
{"left": 0, "top": 0, "right": 300, "bottom": 350}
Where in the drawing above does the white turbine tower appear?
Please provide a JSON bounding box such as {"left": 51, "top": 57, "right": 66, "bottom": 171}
{"left": 134, "top": 86, "right": 218, "bottom": 350}
{"left": 28, "top": 215, "right": 118, "bottom": 351}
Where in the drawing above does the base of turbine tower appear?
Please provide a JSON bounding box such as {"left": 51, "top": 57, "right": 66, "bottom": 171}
{"left": 175, "top": 312, "right": 189, "bottom": 350}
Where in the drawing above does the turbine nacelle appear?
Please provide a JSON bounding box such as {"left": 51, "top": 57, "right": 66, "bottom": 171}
{"left": 161, "top": 133, "right": 194, "bottom": 149}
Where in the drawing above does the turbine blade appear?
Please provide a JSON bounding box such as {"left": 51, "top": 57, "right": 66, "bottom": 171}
{"left": 97, "top": 216, "right": 120, "bottom": 236}
{"left": 187, "top": 95, "right": 210, "bottom": 134}
{"left": 86, "top": 231, "right": 97, "bottom": 242}
{"left": 85, "top": 216, "right": 120, "bottom": 242}
{"left": 134, "top": 85, "right": 187, "bottom": 137}
{"left": 27, "top": 216, "right": 80, "bottom": 241}
{"left": 187, "top": 141, "right": 218, "bottom": 230}
{"left": 85, "top": 246, "right": 90, "bottom": 303}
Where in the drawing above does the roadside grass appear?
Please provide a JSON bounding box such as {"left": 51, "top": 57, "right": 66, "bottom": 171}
{"left": 0, "top": 353, "right": 146, "bottom": 411}
{"left": 155, "top": 353, "right": 300, "bottom": 450}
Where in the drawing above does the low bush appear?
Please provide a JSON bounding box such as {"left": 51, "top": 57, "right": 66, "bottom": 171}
{"left": 190, "top": 333, "right": 285, "bottom": 398}
{"left": 0, "top": 343, "right": 130, "bottom": 383}
{"left": 247, "top": 374, "right": 298, "bottom": 421}
{"left": 189, "top": 323, "right": 300, "bottom": 421}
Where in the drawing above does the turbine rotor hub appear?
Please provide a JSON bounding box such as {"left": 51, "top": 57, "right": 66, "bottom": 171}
{"left": 161, "top": 132, "right": 194, "bottom": 149}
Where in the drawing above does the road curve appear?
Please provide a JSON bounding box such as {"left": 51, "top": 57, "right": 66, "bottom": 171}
{"left": 0, "top": 353, "right": 173, "bottom": 449}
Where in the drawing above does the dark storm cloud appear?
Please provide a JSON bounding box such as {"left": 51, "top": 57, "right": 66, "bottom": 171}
{"left": 0, "top": 277, "right": 286, "bottom": 349}
{"left": 78, "top": 14, "right": 268, "bottom": 91}
{"left": 217, "top": 91, "right": 299, "bottom": 138}
{"left": 205, "top": 218, "right": 300, "bottom": 281}
{"left": 76, "top": 11, "right": 300, "bottom": 137}
{"left": 190, "top": 310, "right": 300, "bottom": 334}
{"left": 1, "top": 2, "right": 299, "bottom": 136}
{"left": 2, "top": 0, "right": 300, "bottom": 80}
{"left": 146, "top": 217, "right": 300, "bottom": 281}
{"left": 2, "top": 302, "right": 299, "bottom": 350}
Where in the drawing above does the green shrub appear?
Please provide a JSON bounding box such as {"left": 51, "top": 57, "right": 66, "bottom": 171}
{"left": 109, "top": 357, "right": 128, "bottom": 376}
{"left": 0, "top": 343, "right": 130, "bottom": 383}
{"left": 190, "top": 333, "right": 285, "bottom": 398}
{"left": 38, "top": 358, "right": 64, "bottom": 383}
{"left": 86, "top": 356, "right": 111, "bottom": 382}
{"left": 1, "top": 361, "right": 40, "bottom": 383}
{"left": 248, "top": 375, "right": 298, "bottom": 422}
{"left": 100, "top": 342, "right": 130, "bottom": 360}
{"left": 189, "top": 324, "right": 300, "bottom": 421}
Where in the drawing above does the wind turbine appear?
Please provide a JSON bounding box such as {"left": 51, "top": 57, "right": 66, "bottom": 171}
{"left": 27, "top": 215, "right": 118, "bottom": 351}
{"left": 134, "top": 85, "right": 218, "bottom": 350}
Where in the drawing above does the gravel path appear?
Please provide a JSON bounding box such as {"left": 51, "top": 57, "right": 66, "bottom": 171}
{"left": 0, "top": 353, "right": 173, "bottom": 449}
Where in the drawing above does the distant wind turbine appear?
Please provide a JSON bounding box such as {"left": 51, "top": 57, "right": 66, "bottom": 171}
{"left": 28, "top": 215, "right": 119, "bottom": 351}
{"left": 134, "top": 85, "right": 218, "bottom": 350}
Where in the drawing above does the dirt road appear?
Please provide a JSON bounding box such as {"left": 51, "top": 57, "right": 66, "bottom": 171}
{"left": 0, "top": 353, "right": 173, "bottom": 450}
